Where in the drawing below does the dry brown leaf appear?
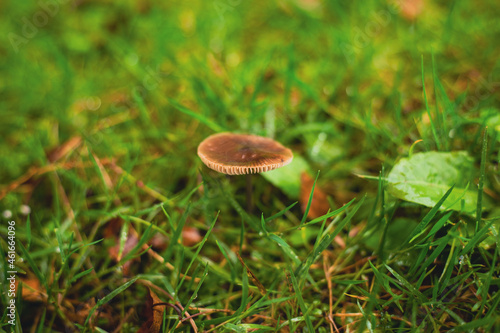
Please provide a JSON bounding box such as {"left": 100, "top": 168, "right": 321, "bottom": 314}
{"left": 19, "top": 275, "right": 46, "bottom": 302}
{"left": 149, "top": 233, "right": 168, "bottom": 251}
{"left": 66, "top": 297, "right": 97, "bottom": 325}
{"left": 290, "top": 87, "right": 301, "bottom": 108}
{"left": 139, "top": 287, "right": 168, "bottom": 333}
{"left": 103, "top": 217, "right": 122, "bottom": 238}
{"left": 182, "top": 226, "right": 202, "bottom": 247}
{"left": 300, "top": 172, "right": 330, "bottom": 219}
{"left": 105, "top": 218, "right": 140, "bottom": 275}
{"left": 46, "top": 136, "right": 82, "bottom": 162}
{"left": 208, "top": 53, "right": 226, "bottom": 79}
{"left": 400, "top": 0, "right": 423, "bottom": 21}
{"left": 296, "top": 0, "right": 321, "bottom": 11}
{"left": 236, "top": 252, "right": 267, "bottom": 296}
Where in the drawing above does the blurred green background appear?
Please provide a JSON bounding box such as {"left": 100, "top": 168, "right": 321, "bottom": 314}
{"left": 1, "top": 0, "right": 499, "bottom": 199}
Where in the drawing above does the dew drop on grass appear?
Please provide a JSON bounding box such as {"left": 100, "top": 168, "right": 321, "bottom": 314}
{"left": 85, "top": 96, "right": 101, "bottom": 111}
{"left": 346, "top": 86, "right": 354, "bottom": 96}
{"left": 125, "top": 53, "right": 138, "bottom": 66}
{"left": 19, "top": 205, "right": 31, "bottom": 215}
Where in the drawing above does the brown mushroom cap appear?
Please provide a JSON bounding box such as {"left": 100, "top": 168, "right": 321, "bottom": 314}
{"left": 197, "top": 133, "right": 293, "bottom": 175}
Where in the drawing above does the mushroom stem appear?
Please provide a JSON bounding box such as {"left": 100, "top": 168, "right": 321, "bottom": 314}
{"left": 246, "top": 173, "right": 253, "bottom": 213}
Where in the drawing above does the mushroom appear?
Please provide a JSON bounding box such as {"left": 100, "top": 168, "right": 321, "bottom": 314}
{"left": 197, "top": 132, "right": 293, "bottom": 212}
{"left": 197, "top": 133, "right": 293, "bottom": 175}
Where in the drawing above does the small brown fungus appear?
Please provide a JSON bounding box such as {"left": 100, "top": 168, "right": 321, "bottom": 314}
{"left": 197, "top": 133, "right": 293, "bottom": 175}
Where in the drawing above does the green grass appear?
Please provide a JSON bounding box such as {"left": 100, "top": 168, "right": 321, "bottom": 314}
{"left": 1, "top": 0, "right": 500, "bottom": 332}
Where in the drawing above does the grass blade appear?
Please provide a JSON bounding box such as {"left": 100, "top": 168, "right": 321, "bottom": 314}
{"left": 288, "top": 265, "right": 314, "bottom": 333}
{"left": 84, "top": 276, "right": 139, "bottom": 326}
{"left": 296, "top": 196, "right": 364, "bottom": 280}
{"left": 168, "top": 98, "right": 225, "bottom": 132}
{"left": 406, "top": 185, "right": 455, "bottom": 245}
{"left": 175, "top": 212, "right": 219, "bottom": 294}
{"left": 18, "top": 241, "right": 49, "bottom": 295}
{"left": 299, "top": 170, "right": 320, "bottom": 228}
{"left": 69, "top": 267, "right": 94, "bottom": 284}
{"left": 268, "top": 234, "right": 301, "bottom": 266}
{"left": 182, "top": 264, "right": 209, "bottom": 316}
{"left": 476, "top": 128, "right": 487, "bottom": 232}
{"left": 460, "top": 220, "right": 494, "bottom": 256}
{"left": 265, "top": 201, "right": 298, "bottom": 223}
{"left": 421, "top": 55, "right": 442, "bottom": 150}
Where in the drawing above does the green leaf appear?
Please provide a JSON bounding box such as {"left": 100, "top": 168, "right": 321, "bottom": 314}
{"left": 479, "top": 108, "right": 500, "bottom": 138}
{"left": 387, "top": 151, "right": 487, "bottom": 214}
{"left": 406, "top": 186, "right": 455, "bottom": 245}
